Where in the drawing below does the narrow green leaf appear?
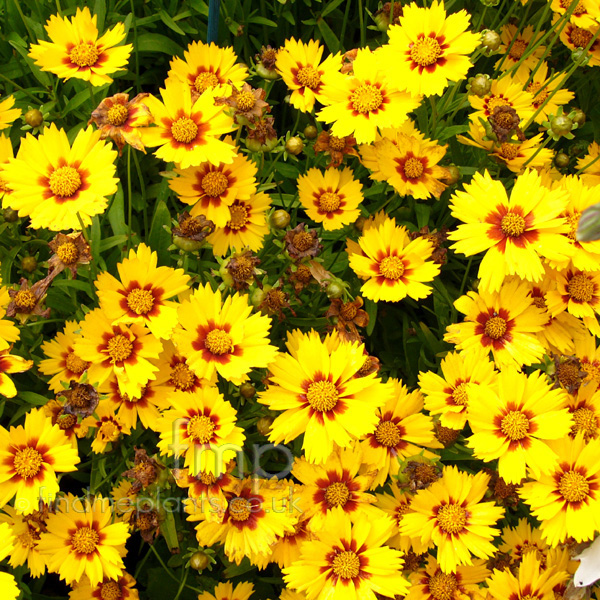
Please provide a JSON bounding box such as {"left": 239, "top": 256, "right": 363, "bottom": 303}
{"left": 365, "top": 298, "right": 377, "bottom": 335}
{"left": 316, "top": 17, "right": 340, "bottom": 53}
{"left": 108, "top": 185, "right": 127, "bottom": 236}
{"left": 158, "top": 10, "right": 186, "bottom": 35}
{"left": 136, "top": 33, "right": 184, "bottom": 56}
{"left": 148, "top": 200, "right": 172, "bottom": 264}
{"left": 321, "top": 0, "right": 346, "bottom": 17}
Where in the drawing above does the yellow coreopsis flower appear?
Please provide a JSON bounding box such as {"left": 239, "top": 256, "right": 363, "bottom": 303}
{"left": 348, "top": 215, "right": 441, "bottom": 302}
{"left": 257, "top": 329, "right": 394, "bottom": 464}
{"left": 37, "top": 494, "right": 130, "bottom": 587}
{"left": 69, "top": 573, "right": 140, "bottom": 600}
{"left": 198, "top": 582, "right": 254, "bottom": 600}
{"left": 0, "top": 410, "right": 80, "bottom": 514}
{"left": 0, "top": 350, "right": 33, "bottom": 398}
{"left": 448, "top": 169, "right": 572, "bottom": 293}
{"left": 467, "top": 368, "right": 573, "bottom": 483}
{"left": 283, "top": 510, "right": 410, "bottom": 600}
{"left": 95, "top": 242, "right": 190, "bottom": 340}
{"left": 276, "top": 38, "right": 342, "bottom": 113}
{"left": 297, "top": 167, "right": 363, "bottom": 230}
{"left": 28, "top": 7, "right": 132, "bottom": 86}
{"left": 468, "top": 76, "right": 535, "bottom": 125}
{"left": 317, "top": 48, "right": 420, "bottom": 144}
{"left": 2, "top": 124, "right": 118, "bottom": 231}
{"left": 380, "top": 0, "right": 480, "bottom": 97}
{"left": 0, "top": 522, "right": 18, "bottom": 599}
{"left": 140, "top": 77, "right": 235, "bottom": 168}
{"left": 0, "top": 96, "right": 21, "bottom": 131}
{"left": 495, "top": 24, "right": 546, "bottom": 79}
{"left": 400, "top": 466, "right": 505, "bottom": 573}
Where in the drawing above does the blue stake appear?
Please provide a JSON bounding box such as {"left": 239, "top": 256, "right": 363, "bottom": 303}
{"left": 207, "top": 0, "right": 220, "bottom": 44}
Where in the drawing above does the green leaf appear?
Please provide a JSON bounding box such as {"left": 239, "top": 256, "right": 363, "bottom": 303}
{"left": 248, "top": 16, "right": 278, "bottom": 27}
{"left": 93, "top": 0, "right": 106, "bottom": 31}
{"left": 148, "top": 200, "right": 172, "bottom": 264}
{"left": 414, "top": 203, "right": 431, "bottom": 230}
{"left": 158, "top": 10, "right": 186, "bottom": 35}
{"left": 136, "top": 33, "right": 184, "bottom": 56}
{"left": 19, "top": 391, "right": 49, "bottom": 406}
{"left": 316, "top": 17, "right": 340, "bottom": 53}
{"left": 99, "top": 235, "right": 128, "bottom": 253}
{"left": 108, "top": 185, "right": 128, "bottom": 237}
{"left": 321, "top": 0, "right": 346, "bottom": 17}
{"left": 365, "top": 298, "right": 377, "bottom": 335}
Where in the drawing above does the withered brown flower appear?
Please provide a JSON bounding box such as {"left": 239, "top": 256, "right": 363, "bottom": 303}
{"left": 48, "top": 232, "right": 91, "bottom": 279}
{"left": 216, "top": 82, "right": 269, "bottom": 123}
{"left": 325, "top": 296, "right": 369, "bottom": 342}
{"left": 89, "top": 92, "right": 152, "bottom": 155}
{"left": 488, "top": 105, "right": 525, "bottom": 143}
{"left": 409, "top": 226, "right": 449, "bottom": 265}
{"left": 58, "top": 381, "right": 99, "bottom": 418}
{"left": 288, "top": 263, "right": 314, "bottom": 295}
{"left": 6, "top": 276, "right": 51, "bottom": 323}
{"left": 225, "top": 251, "right": 261, "bottom": 291}
{"left": 314, "top": 130, "right": 358, "bottom": 168}
{"left": 172, "top": 212, "right": 215, "bottom": 251}
{"left": 258, "top": 287, "right": 296, "bottom": 321}
{"left": 122, "top": 447, "right": 163, "bottom": 494}
{"left": 284, "top": 224, "right": 322, "bottom": 260}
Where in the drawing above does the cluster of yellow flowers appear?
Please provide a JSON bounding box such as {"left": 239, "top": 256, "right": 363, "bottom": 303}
{"left": 0, "top": 2, "right": 600, "bottom": 600}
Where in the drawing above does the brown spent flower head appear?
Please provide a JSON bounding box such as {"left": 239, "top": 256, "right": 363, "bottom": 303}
{"left": 216, "top": 82, "right": 269, "bottom": 124}
{"left": 48, "top": 232, "right": 91, "bottom": 279}
{"left": 258, "top": 287, "right": 295, "bottom": 321}
{"left": 246, "top": 115, "right": 278, "bottom": 147}
{"left": 434, "top": 422, "right": 461, "bottom": 447}
{"left": 288, "top": 263, "right": 314, "bottom": 295}
{"left": 409, "top": 226, "right": 449, "bottom": 265}
{"left": 402, "top": 551, "right": 426, "bottom": 573}
{"left": 131, "top": 503, "right": 160, "bottom": 544}
{"left": 44, "top": 398, "right": 89, "bottom": 438}
{"left": 488, "top": 105, "right": 525, "bottom": 143}
{"left": 284, "top": 224, "right": 323, "bottom": 260}
{"left": 58, "top": 381, "right": 99, "bottom": 418}
{"left": 400, "top": 460, "right": 442, "bottom": 492}
{"left": 325, "top": 296, "right": 369, "bottom": 343}
{"left": 122, "top": 447, "right": 164, "bottom": 494}
{"left": 355, "top": 352, "right": 381, "bottom": 377}
{"left": 482, "top": 467, "right": 521, "bottom": 509}
{"left": 173, "top": 212, "right": 215, "bottom": 242}
{"left": 226, "top": 251, "right": 261, "bottom": 291}
{"left": 486, "top": 552, "right": 513, "bottom": 574}
{"left": 553, "top": 355, "right": 586, "bottom": 394}
{"left": 89, "top": 92, "right": 153, "bottom": 155}
{"left": 256, "top": 45, "right": 278, "bottom": 71}
{"left": 6, "top": 276, "right": 51, "bottom": 322}
{"left": 313, "top": 130, "right": 358, "bottom": 168}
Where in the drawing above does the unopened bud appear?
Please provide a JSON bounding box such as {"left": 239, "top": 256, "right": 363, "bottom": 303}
{"left": 304, "top": 125, "right": 318, "bottom": 139}
{"left": 21, "top": 256, "right": 37, "bottom": 273}
{"left": 554, "top": 152, "right": 570, "bottom": 168}
{"left": 256, "top": 416, "right": 274, "bottom": 436}
{"left": 240, "top": 382, "right": 256, "bottom": 399}
{"left": 577, "top": 203, "right": 600, "bottom": 242}
{"left": 270, "top": 209, "right": 291, "bottom": 229}
{"left": 285, "top": 136, "right": 304, "bottom": 156}
{"left": 467, "top": 74, "right": 492, "bottom": 98}
{"left": 481, "top": 30, "right": 501, "bottom": 52}
{"left": 25, "top": 109, "right": 43, "bottom": 128}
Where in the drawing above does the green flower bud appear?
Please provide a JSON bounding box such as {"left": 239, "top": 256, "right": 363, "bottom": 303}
{"left": 554, "top": 152, "right": 570, "bottom": 168}
{"left": 270, "top": 209, "right": 291, "bottom": 229}
{"left": 285, "top": 136, "right": 304, "bottom": 156}
{"left": 3, "top": 208, "right": 18, "bottom": 223}
{"left": 480, "top": 30, "right": 501, "bottom": 52}
{"left": 467, "top": 74, "right": 492, "bottom": 98}
{"left": 304, "top": 125, "right": 318, "bottom": 139}
{"left": 189, "top": 551, "right": 210, "bottom": 571}
{"left": 21, "top": 256, "right": 37, "bottom": 273}
{"left": 24, "top": 109, "right": 43, "bottom": 128}
{"left": 577, "top": 203, "right": 600, "bottom": 242}
{"left": 240, "top": 382, "right": 256, "bottom": 399}
{"left": 256, "top": 416, "right": 274, "bottom": 436}
{"left": 172, "top": 236, "right": 204, "bottom": 252}
{"left": 255, "top": 64, "right": 279, "bottom": 80}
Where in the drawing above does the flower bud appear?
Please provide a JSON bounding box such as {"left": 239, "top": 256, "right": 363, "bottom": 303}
{"left": 444, "top": 165, "right": 461, "bottom": 185}
{"left": 571, "top": 108, "right": 586, "bottom": 127}
{"left": 189, "top": 551, "right": 210, "bottom": 571}
{"left": 354, "top": 216, "right": 367, "bottom": 232}
{"left": 3, "top": 208, "right": 18, "bottom": 223}
{"left": 270, "top": 209, "right": 291, "bottom": 229}
{"left": 326, "top": 280, "right": 345, "bottom": 299}
{"left": 481, "top": 30, "right": 501, "bottom": 52}
{"left": 256, "top": 416, "right": 274, "bottom": 436}
{"left": 285, "top": 136, "right": 304, "bottom": 156}
{"left": 24, "top": 109, "right": 43, "bottom": 128}
{"left": 554, "top": 152, "right": 570, "bottom": 168}
{"left": 251, "top": 285, "right": 269, "bottom": 309}
{"left": 21, "top": 256, "right": 37, "bottom": 273}
{"left": 467, "top": 74, "right": 492, "bottom": 97}
{"left": 240, "top": 382, "right": 256, "bottom": 399}
{"left": 572, "top": 48, "right": 591, "bottom": 67}
{"left": 218, "top": 261, "right": 234, "bottom": 288}
{"left": 304, "top": 125, "right": 318, "bottom": 139}
{"left": 172, "top": 236, "right": 204, "bottom": 252}
{"left": 550, "top": 114, "right": 573, "bottom": 137}
{"left": 256, "top": 64, "right": 280, "bottom": 80}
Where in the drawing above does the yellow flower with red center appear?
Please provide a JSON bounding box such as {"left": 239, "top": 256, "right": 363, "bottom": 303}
{"left": 258, "top": 329, "right": 394, "bottom": 464}
{"left": 37, "top": 493, "right": 130, "bottom": 587}
{"left": 198, "top": 581, "right": 254, "bottom": 600}
{"left": 444, "top": 276, "right": 547, "bottom": 369}
{"left": 400, "top": 466, "right": 505, "bottom": 573}
{"left": 559, "top": 22, "right": 600, "bottom": 68}
{"left": 317, "top": 48, "right": 420, "bottom": 144}
{"left": 573, "top": 330, "right": 600, "bottom": 389}
{"left": 0, "top": 96, "right": 21, "bottom": 131}
{"left": 89, "top": 92, "right": 153, "bottom": 155}
{"left": 168, "top": 139, "right": 258, "bottom": 226}
{"left": 0, "top": 522, "right": 18, "bottom": 600}
{"left": 566, "top": 380, "right": 600, "bottom": 441}
{"left": 405, "top": 555, "right": 491, "bottom": 600}
{"left": 189, "top": 477, "right": 298, "bottom": 565}
{"left": 0, "top": 504, "right": 49, "bottom": 578}
{"left": 292, "top": 447, "right": 380, "bottom": 531}
{"left": 28, "top": 7, "right": 132, "bottom": 86}
{"left": 207, "top": 191, "right": 271, "bottom": 256}
{"left": 83, "top": 400, "right": 132, "bottom": 454}
{"left": 359, "top": 379, "right": 440, "bottom": 489}
{"left": 449, "top": 170, "right": 572, "bottom": 293}
{"left": 551, "top": 0, "right": 600, "bottom": 30}
{"left": 466, "top": 368, "right": 573, "bottom": 484}
{"left": 496, "top": 24, "right": 546, "bottom": 79}
{"left": 283, "top": 510, "right": 409, "bottom": 600}
{"left": 69, "top": 572, "right": 140, "bottom": 600}
{"left": 95, "top": 243, "right": 190, "bottom": 340}
{"left": 2, "top": 124, "right": 118, "bottom": 231}
{"left": 154, "top": 340, "right": 209, "bottom": 393}
{"left": 520, "top": 433, "right": 600, "bottom": 546}
{"left": 140, "top": 77, "right": 235, "bottom": 169}
{"left": 419, "top": 350, "right": 497, "bottom": 430}
{"left": 39, "top": 321, "right": 90, "bottom": 393}
{"left": 167, "top": 41, "right": 248, "bottom": 97}
{"left": 0, "top": 410, "right": 80, "bottom": 514}
{"left": 297, "top": 167, "right": 363, "bottom": 230}
{"left": 276, "top": 38, "right": 342, "bottom": 113}
{"left": 74, "top": 309, "right": 162, "bottom": 399}
{"left": 375, "top": 135, "right": 449, "bottom": 199}
{"left": 348, "top": 215, "right": 441, "bottom": 302}
{"left": 156, "top": 388, "right": 245, "bottom": 476}
{"left": 546, "top": 267, "right": 600, "bottom": 337}
{"left": 0, "top": 350, "right": 32, "bottom": 398}
{"left": 173, "top": 283, "right": 277, "bottom": 385}
{"left": 485, "top": 554, "right": 567, "bottom": 600}
{"left": 380, "top": 0, "right": 480, "bottom": 97}
{"left": 468, "top": 76, "right": 535, "bottom": 125}
{"left": 577, "top": 141, "right": 600, "bottom": 187}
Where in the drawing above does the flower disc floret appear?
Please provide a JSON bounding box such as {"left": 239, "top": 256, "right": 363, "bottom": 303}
{"left": 501, "top": 212, "right": 526, "bottom": 237}
{"left": 187, "top": 415, "right": 215, "bottom": 443}
{"left": 229, "top": 497, "right": 252, "bottom": 522}
{"left": 297, "top": 66, "right": 321, "bottom": 89}
{"left": 325, "top": 482, "right": 350, "bottom": 507}
{"left": 318, "top": 192, "right": 341, "bottom": 212}
{"left": 306, "top": 380, "right": 338, "bottom": 412}
{"left": 171, "top": 117, "right": 198, "bottom": 144}
{"left": 568, "top": 274, "right": 594, "bottom": 302}
{"left": 501, "top": 410, "right": 530, "bottom": 440}
{"left": 379, "top": 256, "right": 405, "bottom": 280}
{"left": 71, "top": 527, "right": 99, "bottom": 554}
{"left": 205, "top": 329, "right": 233, "bottom": 355}
{"left": 411, "top": 37, "right": 443, "bottom": 66}
{"left": 106, "top": 104, "right": 128, "bottom": 126}
{"left": 332, "top": 550, "right": 361, "bottom": 579}
{"left": 49, "top": 166, "right": 82, "bottom": 198}
{"left": 69, "top": 43, "right": 99, "bottom": 67}
{"left": 351, "top": 84, "right": 383, "bottom": 114}
{"left": 126, "top": 288, "right": 155, "bottom": 315}
{"left": 375, "top": 420, "right": 402, "bottom": 447}
{"left": 436, "top": 503, "right": 467, "bottom": 534}
{"left": 194, "top": 72, "right": 219, "bottom": 93}
{"left": 106, "top": 334, "right": 133, "bottom": 362}
{"left": 13, "top": 447, "right": 43, "bottom": 478}
{"left": 202, "top": 171, "right": 229, "bottom": 197}
{"left": 559, "top": 471, "right": 589, "bottom": 503}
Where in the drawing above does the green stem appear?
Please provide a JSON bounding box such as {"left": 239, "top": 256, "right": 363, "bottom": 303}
{"left": 493, "top": 1, "right": 532, "bottom": 75}
{"left": 173, "top": 569, "right": 189, "bottom": 600}
{"left": 12, "top": 0, "right": 35, "bottom": 41}
{"left": 88, "top": 81, "right": 96, "bottom": 111}
{"left": 127, "top": 145, "right": 134, "bottom": 249}
{"left": 131, "top": 149, "right": 148, "bottom": 237}
{"left": 575, "top": 153, "right": 600, "bottom": 175}
{"left": 129, "top": 0, "right": 141, "bottom": 93}
{"left": 0, "top": 72, "right": 46, "bottom": 102}
{"left": 358, "top": 0, "right": 366, "bottom": 48}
